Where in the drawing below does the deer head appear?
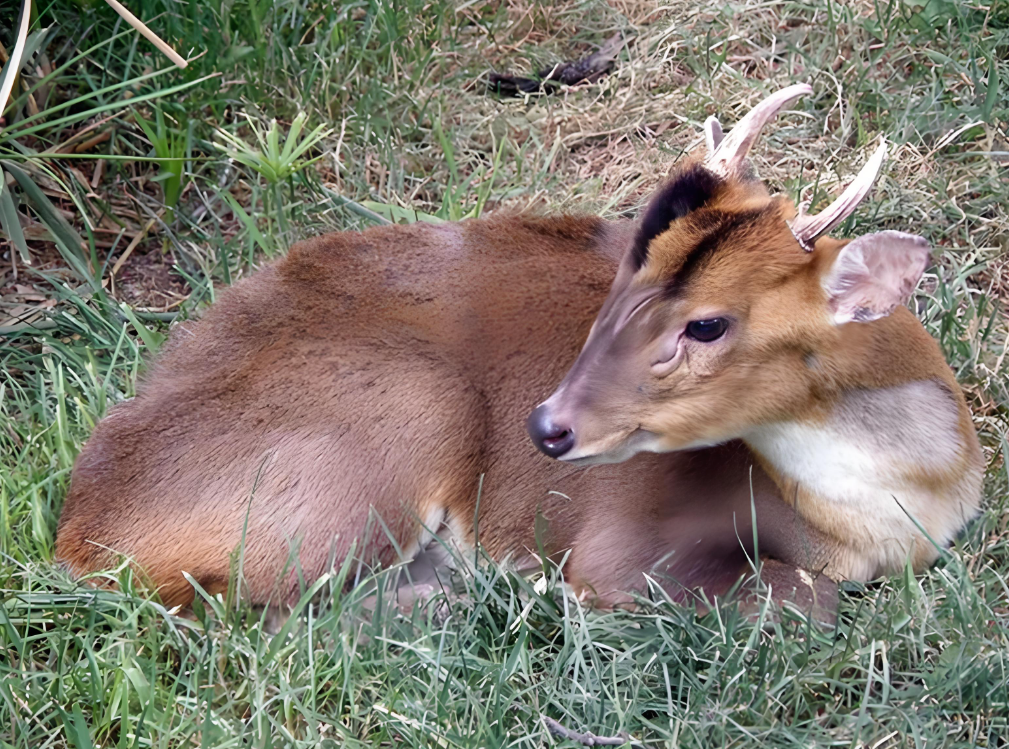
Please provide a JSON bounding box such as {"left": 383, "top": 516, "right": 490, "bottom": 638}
{"left": 528, "top": 84, "right": 931, "bottom": 464}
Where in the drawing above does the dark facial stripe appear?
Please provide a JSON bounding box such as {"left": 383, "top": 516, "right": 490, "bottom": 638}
{"left": 664, "top": 208, "right": 765, "bottom": 296}
{"left": 631, "top": 164, "right": 720, "bottom": 270}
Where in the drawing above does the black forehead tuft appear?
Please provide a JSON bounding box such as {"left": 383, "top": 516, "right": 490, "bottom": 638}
{"left": 664, "top": 207, "right": 767, "bottom": 297}
{"left": 631, "top": 164, "right": 720, "bottom": 270}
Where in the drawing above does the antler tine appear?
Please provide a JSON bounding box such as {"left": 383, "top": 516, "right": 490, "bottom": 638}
{"left": 705, "top": 83, "right": 813, "bottom": 178}
{"left": 704, "top": 116, "right": 724, "bottom": 153}
{"left": 788, "top": 139, "right": 889, "bottom": 251}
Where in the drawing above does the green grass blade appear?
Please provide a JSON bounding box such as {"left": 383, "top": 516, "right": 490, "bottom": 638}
{"left": 0, "top": 0, "right": 30, "bottom": 118}
{"left": 0, "top": 72, "right": 217, "bottom": 145}
{"left": 0, "top": 160, "right": 96, "bottom": 289}
{"left": 59, "top": 703, "right": 95, "bottom": 749}
{"left": 263, "top": 573, "right": 332, "bottom": 666}
{"left": 981, "top": 51, "right": 999, "bottom": 122}
{"left": 118, "top": 303, "right": 166, "bottom": 354}
{"left": 0, "top": 165, "right": 30, "bottom": 264}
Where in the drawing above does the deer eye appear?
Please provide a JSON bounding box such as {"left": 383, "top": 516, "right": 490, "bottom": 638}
{"left": 685, "top": 318, "right": 728, "bottom": 342}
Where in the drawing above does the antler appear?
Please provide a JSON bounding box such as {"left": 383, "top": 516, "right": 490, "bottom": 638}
{"left": 704, "top": 83, "right": 813, "bottom": 178}
{"left": 704, "top": 116, "right": 724, "bottom": 153}
{"left": 788, "top": 139, "right": 888, "bottom": 251}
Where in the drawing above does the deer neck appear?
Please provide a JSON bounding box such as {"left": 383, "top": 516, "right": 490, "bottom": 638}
{"left": 742, "top": 316, "right": 982, "bottom": 580}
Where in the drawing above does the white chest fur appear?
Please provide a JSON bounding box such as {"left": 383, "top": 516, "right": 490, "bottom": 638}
{"left": 745, "top": 379, "right": 971, "bottom": 578}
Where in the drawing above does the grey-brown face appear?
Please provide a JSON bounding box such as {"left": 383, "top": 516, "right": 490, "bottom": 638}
{"left": 526, "top": 275, "right": 737, "bottom": 464}
{"left": 527, "top": 163, "right": 747, "bottom": 464}
{"left": 527, "top": 282, "right": 664, "bottom": 463}
{"left": 526, "top": 164, "right": 814, "bottom": 465}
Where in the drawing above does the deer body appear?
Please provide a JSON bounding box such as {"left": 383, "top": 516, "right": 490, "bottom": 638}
{"left": 58, "top": 216, "right": 822, "bottom": 608}
{"left": 59, "top": 86, "right": 982, "bottom": 613}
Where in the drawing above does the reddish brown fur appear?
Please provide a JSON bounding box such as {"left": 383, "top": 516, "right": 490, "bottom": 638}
{"left": 57, "top": 214, "right": 829, "bottom": 610}
{"left": 58, "top": 136, "right": 980, "bottom": 612}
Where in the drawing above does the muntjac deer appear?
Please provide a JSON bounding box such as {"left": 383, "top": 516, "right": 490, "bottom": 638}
{"left": 57, "top": 86, "right": 981, "bottom": 618}
{"left": 529, "top": 85, "right": 983, "bottom": 584}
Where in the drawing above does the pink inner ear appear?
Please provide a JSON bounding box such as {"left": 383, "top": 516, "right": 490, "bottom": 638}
{"left": 822, "top": 231, "right": 931, "bottom": 325}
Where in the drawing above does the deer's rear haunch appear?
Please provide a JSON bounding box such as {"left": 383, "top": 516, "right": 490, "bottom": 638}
{"left": 57, "top": 87, "right": 982, "bottom": 613}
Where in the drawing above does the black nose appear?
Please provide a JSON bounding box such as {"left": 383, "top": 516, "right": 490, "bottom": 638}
{"left": 527, "top": 405, "right": 575, "bottom": 458}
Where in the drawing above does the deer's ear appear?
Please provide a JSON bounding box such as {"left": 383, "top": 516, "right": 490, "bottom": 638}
{"left": 821, "top": 231, "right": 931, "bottom": 324}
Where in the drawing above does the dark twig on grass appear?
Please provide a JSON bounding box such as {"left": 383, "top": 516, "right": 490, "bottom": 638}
{"left": 487, "top": 33, "right": 625, "bottom": 97}
{"left": 543, "top": 716, "right": 646, "bottom": 747}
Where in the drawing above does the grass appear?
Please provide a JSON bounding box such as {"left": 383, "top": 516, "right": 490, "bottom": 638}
{"left": 1, "top": 0, "right": 1007, "bottom": 746}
